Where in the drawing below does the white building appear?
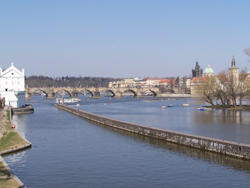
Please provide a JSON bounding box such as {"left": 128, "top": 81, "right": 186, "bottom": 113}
{"left": 0, "top": 63, "right": 25, "bottom": 108}
{"left": 146, "top": 78, "right": 164, "bottom": 87}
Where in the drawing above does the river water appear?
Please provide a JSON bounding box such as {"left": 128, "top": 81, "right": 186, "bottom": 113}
{"left": 3, "top": 95, "right": 250, "bottom": 188}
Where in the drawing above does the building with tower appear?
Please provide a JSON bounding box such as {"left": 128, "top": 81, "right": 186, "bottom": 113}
{"left": 228, "top": 56, "right": 239, "bottom": 86}
{"left": 192, "top": 61, "right": 203, "bottom": 78}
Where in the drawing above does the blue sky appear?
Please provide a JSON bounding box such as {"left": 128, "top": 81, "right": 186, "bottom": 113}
{"left": 0, "top": 0, "right": 250, "bottom": 78}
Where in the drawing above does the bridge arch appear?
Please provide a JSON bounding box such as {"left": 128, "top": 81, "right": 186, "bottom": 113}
{"left": 143, "top": 90, "right": 157, "bottom": 97}
{"left": 100, "top": 89, "right": 115, "bottom": 97}
{"left": 121, "top": 89, "right": 138, "bottom": 97}
{"left": 78, "top": 89, "right": 94, "bottom": 97}
{"left": 29, "top": 89, "right": 49, "bottom": 98}
{"left": 55, "top": 89, "right": 72, "bottom": 98}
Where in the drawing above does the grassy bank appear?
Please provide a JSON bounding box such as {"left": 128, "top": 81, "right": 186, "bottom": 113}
{"left": 206, "top": 105, "right": 250, "bottom": 111}
{"left": 0, "top": 161, "right": 20, "bottom": 188}
{"left": 0, "top": 108, "right": 30, "bottom": 188}
{"left": 0, "top": 110, "right": 29, "bottom": 153}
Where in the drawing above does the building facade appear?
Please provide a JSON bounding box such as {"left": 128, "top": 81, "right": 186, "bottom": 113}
{"left": 0, "top": 63, "right": 25, "bottom": 108}
{"left": 146, "top": 78, "right": 164, "bottom": 87}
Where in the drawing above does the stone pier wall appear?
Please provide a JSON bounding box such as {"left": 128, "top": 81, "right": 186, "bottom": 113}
{"left": 54, "top": 104, "right": 250, "bottom": 160}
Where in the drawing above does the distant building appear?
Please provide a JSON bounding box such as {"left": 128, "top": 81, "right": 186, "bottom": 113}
{"left": 228, "top": 56, "right": 239, "bottom": 85}
{"left": 123, "top": 78, "right": 134, "bottom": 87}
{"left": 203, "top": 65, "right": 215, "bottom": 77}
{"left": 133, "top": 77, "right": 146, "bottom": 87}
{"left": 159, "top": 78, "right": 170, "bottom": 86}
{"left": 146, "top": 78, "right": 164, "bottom": 87}
{"left": 0, "top": 63, "right": 25, "bottom": 108}
{"left": 192, "top": 61, "right": 203, "bottom": 78}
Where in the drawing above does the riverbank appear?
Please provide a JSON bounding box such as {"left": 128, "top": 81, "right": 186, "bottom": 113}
{"left": 0, "top": 108, "right": 31, "bottom": 188}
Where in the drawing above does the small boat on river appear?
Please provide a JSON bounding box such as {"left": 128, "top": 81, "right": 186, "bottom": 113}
{"left": 183, "top": 103, "right": 189, "bottom": 106}
{"left": 56, "top": 98, "right": 81, "bottom": 104}
{"left": 197, "top": 107, "right": 207, "bottom": 111}
{"left": 168, "top": 104, "right": 173, "bottom": 107}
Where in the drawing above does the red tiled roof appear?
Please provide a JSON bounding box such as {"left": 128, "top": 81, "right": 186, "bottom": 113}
{"left": 193, "top": 77, "right": 206, "bottom": 82}
{"left": 159, "top": 79, "right": 170, "bottom": 83}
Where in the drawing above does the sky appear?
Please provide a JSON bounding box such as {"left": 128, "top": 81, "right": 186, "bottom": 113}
{"left": 0, "top": 0, "right": 250, "bottom": 78}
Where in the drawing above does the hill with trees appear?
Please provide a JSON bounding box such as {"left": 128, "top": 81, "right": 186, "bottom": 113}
{"left": 26, "top": 76, "right": 121, "bottom": 88}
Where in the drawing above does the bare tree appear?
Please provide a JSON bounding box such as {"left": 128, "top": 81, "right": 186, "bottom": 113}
{"left": 197, "top": 68, "right": 250, "bottom": 108}
{"left": 196, "top": 77, "right": 216, "bottom": 107}
{"left": 245, "top": 47, "right": 250, "bottom": 62}
{"left": 238, "top": 69, "right": 249, "bottom": 105}
{"left": 214, "top": 71, "right": 230, "bottom": 107}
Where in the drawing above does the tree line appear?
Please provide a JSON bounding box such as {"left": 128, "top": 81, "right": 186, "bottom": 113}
{"left": 25, "top": 75, "right": 121, "bottom": 88}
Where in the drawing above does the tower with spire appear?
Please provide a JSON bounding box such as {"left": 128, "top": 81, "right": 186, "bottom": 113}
{"left": 228, "top": 55, "right": 239, "bottom": 85}
{"left": 192, "top": 61, "right": 203, "bottom": 78}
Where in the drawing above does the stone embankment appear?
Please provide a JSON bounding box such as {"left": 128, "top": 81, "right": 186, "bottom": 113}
{"left": 55, "top": 104, "right": 250, "bottom": 160}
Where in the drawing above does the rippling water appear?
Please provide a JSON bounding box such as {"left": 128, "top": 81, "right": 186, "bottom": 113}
{"left": 3, "top": 95, "right": 250, "bottom": 188}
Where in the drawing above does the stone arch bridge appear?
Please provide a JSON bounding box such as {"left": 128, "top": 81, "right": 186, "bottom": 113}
{"left": 25, "top": 87, "right": 169, "bottom": 99}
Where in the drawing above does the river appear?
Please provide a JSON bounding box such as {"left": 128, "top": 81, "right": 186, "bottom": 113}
{"left": 3, "top": 95, "right": 250, "bottom": 187}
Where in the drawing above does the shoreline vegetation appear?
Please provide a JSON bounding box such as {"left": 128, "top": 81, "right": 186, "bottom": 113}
{"left": 0, "top": 108, "right": 31, "bottom": 188}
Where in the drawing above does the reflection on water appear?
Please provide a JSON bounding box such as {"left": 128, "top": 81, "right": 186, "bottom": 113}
{"left": 96, "top": 121, "right": 250, "bottom": 172}
{"left": 193, "top": 109, "right": 250, "bottom": 125}
{"left": 3, "top": 151, "right": 27, "bottom": 168}
{"left": 12, "top": 114, "right": 28, "bottom": 139}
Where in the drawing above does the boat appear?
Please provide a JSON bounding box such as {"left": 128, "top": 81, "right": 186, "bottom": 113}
{"left": 197, "top": 107, "right": 207, "bottom": 111}
{"left": 162, "top": 106, "right": 166, "bottom": 109}
{"left": 183, "top": 103, "right": 189, "bottom": 106}
{"left": 56, "top": 98, "right": 81, "bottom": 104}
{"left": 167, "top": 104, "right": 173, "bottom": 107}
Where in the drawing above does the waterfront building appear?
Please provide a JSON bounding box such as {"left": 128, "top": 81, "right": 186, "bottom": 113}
{"left": 133, "top": 77, "right": 146, "bottom": 87}
{"left": 123, "top": 78, "right": 134, "bottom": 87}
{"left": 159, "top": 78, "right": 170, "bottom": 87}
{"left": 192, "top": 61, "right": 203, "bottom": 78}
{"left": 108, "top": 82, "right": 113, "bottom": 88}
{"left": 203, "top": 65, "right": 215, "bottom": 77}
{"left": 109, "top": 81, "right": 122, "bottom": 88}
{"left": 0, "top": 63, "right": 25, "bottom": 108}
{"left": 146, "top": 78, "right": 164, "bottom": 87}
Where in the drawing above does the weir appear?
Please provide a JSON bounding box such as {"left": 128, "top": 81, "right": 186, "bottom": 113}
{"left": 54, "top": 104, "right": 250, "bottom": 160}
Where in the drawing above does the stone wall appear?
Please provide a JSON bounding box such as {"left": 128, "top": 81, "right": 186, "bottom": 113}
{"left": 55, "top": 104, "right": 250, "bottom": 160}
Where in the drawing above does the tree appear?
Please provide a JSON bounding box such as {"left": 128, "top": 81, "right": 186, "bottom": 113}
{"left": 196, "top": 77, "right": 216, "bottom": 107}
{"left": 238, "top": 69, "right": 249, "bottom": 105}
{"left": 245, "top": 47, "right": 250, "bottom": 62}
{"left": 169, "top": 77, "right": 175, "bottom": 93}
{"left": 175, "top": 76, "right": 180, "bottom": 86}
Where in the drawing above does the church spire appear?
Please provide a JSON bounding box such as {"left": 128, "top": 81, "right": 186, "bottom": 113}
{"left": 231, "top": 55, "right": 236, "bottom": 67}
